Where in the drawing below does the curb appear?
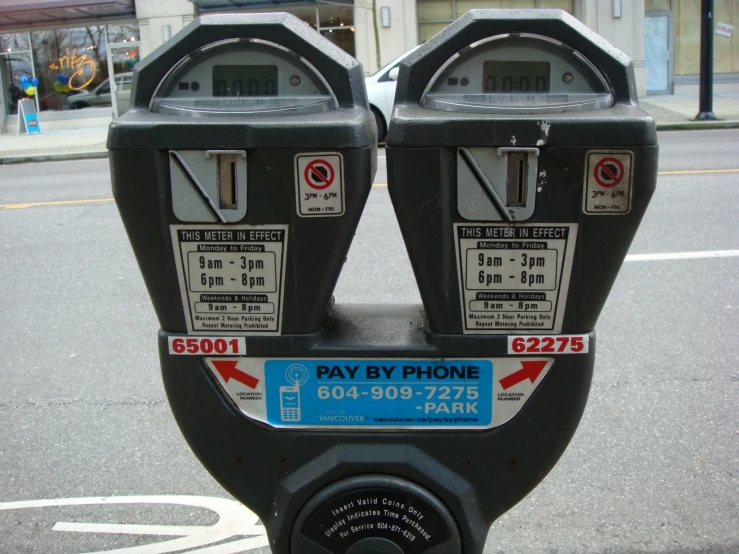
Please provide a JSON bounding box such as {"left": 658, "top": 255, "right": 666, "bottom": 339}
{"left": 656, "top": 120, "right": 739, "bottom": 131}
{"left": 0, "top": 150, "right": 109, "bottom": 165}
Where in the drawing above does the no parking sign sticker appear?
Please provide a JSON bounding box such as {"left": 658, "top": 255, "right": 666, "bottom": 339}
{"left": 583, "top": 150, "right": 633, "bottom": 215}
{"left": 295, "top": 153, "right": 345, "bottom": 217}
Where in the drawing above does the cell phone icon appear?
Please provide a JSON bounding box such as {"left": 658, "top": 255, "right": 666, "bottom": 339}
{"left": 280, "top": 385, "right": 301, "bottom": 421}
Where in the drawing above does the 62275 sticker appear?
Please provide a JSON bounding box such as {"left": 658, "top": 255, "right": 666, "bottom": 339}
{"left": 508, "top": 335, "right": 588, "bottom": 355}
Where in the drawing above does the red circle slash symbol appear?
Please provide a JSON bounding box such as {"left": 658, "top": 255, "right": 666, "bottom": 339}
{"left": 304, "top": 159, "right": 335, "bottom": 190}
{"left": 593, "top": 157, "right": 624, "bottom": 188}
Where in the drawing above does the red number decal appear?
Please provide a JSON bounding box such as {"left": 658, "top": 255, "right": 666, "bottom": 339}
{"left": 200, "top": 339, "right": 213, "bottom": 354}
{"left": 172, "top": 338, "right": 185, "bottom": 353}
{"left": 555, "top": 337, "right": 568, "bottom": 352}
{"left": 228, "top": 338, "right": 240, "bottom": 354}
{"left": 214, "top": 339, "right": 227, "bottom": 354}
{"left": 526, "top": 337, "right": 541, "bottom": 353}
{"left": 511, "top": 337, "right": 526, "bottom": 353}
{"left": 571, "top": 336, "right": 584, "bottom": 352}
{"left": 541, "top": 337, "right": 555, "bottom": 352}
{"left": 186, "top": 338, "right": 199, "bottom": 353}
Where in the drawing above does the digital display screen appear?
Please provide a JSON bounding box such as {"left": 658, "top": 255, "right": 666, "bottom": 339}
{"left": 482, "top": 61, "right": 550, "bottom": 93}
{"left": 212, "top": 65, "right": 278, "bottom": 97}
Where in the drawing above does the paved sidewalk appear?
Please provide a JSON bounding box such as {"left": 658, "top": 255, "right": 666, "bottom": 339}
{"left": 641, "top": 92, "right": 739, "bottom": 130}
{"left": 0, "top": 126, "right": 108, "bottom": 165}
{"left": 0, "top": 94, "right": 738, "bottom": 164}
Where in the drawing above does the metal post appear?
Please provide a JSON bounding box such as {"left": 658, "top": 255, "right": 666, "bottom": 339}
{"left": 28, "top": 32, "right": 40, "bottom": 115}
{"left": 695, "top": 0, "right": 717, "bottom": 120}
{"left": 105, "top": 27, "right": 120, "bottom": 119}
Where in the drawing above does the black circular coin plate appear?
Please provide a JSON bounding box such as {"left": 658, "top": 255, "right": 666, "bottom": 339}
{"left": 301, "top": 485, "right": 453, "bottom": 554}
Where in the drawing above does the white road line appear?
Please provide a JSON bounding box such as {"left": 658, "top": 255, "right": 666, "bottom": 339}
{"left": 0, "top": 495, "right": 269, "bottom": 554}
{"left": 625, "top": 250, "right": 739, "bottom": 262}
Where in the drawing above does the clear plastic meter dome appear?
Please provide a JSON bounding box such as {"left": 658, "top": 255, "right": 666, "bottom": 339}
{"left": 421, "top": 34, "right": 614, "bottom": 114}
{"left": 150, "top": 39, "right": 338, "bottom": 117}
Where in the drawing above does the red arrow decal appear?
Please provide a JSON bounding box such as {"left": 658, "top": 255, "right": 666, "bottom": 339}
{"left": 499, "top": 361, "right": 548, "bottom": 390}
{"left": 211, "top": 360, "right": 259, "bottom": 389}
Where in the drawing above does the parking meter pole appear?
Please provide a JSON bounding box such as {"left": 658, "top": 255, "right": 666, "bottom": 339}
{"left": 696, "top": 0, "right": 717, "bottom": 121}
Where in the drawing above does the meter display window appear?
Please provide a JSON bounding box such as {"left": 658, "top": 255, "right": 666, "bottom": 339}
{"left": 421, "top": 34, "right": 614, "bottom": 114}
{"left": 151, "top": 39, "right": 338, "bottom": 116}
{"left": 482, "top": 61, "right": 550, "bottom": 93}
{"left": 212, "top": 65, "right": 278, "bottom": 97}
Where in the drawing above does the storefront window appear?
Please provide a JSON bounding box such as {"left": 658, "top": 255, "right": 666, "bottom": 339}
{"left": 646, "top": 0, "right": 671, "bottom": 10}
{"left": 417, "top": 0, "right": 573, "bottom": 43}
{"left": 31, "top": 26, "right": 109, "bottom": 112}
{"left": 675, "top": 0, "right": 739, "bottom": 76}
{"left": 1, "top": 52, "right": 33, "bottom": 115}
{"left": 0, "top": 22, "right": 138, "bottom": 115}
{"left": 713, "top": 0, "right": 738, "bottom": 74}
{"left": 0, "top": 32, "right": 30, "bottom": 53}
{"left": 0, "top": 33, "right": 32, "bottom": 115}
{"left": 106, "top": 23, "right": 139, "bottom": 44}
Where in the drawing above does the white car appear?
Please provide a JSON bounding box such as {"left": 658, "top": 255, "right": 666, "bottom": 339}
{"left": 365, "top": 47, "right": 419, "bottom": 142}
{"left": 65, "top": 72, "right": 133, "bottom": 112}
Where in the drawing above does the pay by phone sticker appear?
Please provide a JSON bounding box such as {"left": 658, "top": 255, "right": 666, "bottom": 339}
{"left": 583, "top": 150, "right": 634, "bottom": 215}
{"left": 454, "top": 223, "right": 577, "bottom": 335}
{"left": 203, "top": 357, "right": 554, "bottom": 430}
{"left": 294, "top": 153, "right": 345, "bottom": 217}
{"left": 170, "top": 225, "right": 288, "bottom": 335}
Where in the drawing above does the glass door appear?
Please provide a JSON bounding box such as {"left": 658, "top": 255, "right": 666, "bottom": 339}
{"left": 645, "top": 12, "right": 672, "bottom": 94}
{"left": 106, "top": 41, "right": 139, "bottom": 118}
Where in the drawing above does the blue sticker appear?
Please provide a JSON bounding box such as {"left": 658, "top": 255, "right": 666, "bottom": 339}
{"left": 264, "top": 360, "right": 493, "bottom": 428}
{"left": 24, "top": 113, "right": 41, "bottom": 134}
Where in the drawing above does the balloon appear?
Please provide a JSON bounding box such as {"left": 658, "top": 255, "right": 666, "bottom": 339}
{"left": 31, "top": 77, "right": 39, "bottom": 87}
{"left": 56, "top": 74, "right": 69, "bottom": 85}
{"left": 60, "top": 84, "right": 71, "bottom": 93}
{"left": 19, "top": 75, "right": 30, "bottom": 87}
{"left": 53, "top": 81, "right": 63, "bottom": 92}
{"left": 25, "top": 86, "right": 36, "bottom": 96}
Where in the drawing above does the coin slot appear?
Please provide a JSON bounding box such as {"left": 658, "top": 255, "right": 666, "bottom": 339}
{"left": 506, "top": 152, "right": 527, "bottom": 207}
{"left": 218, "top": 154, "right": 239, "bottom": 209}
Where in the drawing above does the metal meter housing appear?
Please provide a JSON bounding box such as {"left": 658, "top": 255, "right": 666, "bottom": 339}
{"left": 387, "top": 10, "right": 658, "bottom": 335}
{"left": 109, "top": 13, "right": 375, "bottom": 337}
{"left": 109, "top": 10, "right": 658, "bottom": 554}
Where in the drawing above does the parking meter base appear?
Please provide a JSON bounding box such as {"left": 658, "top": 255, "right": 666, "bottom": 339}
{"left": 292, "top": 475, "right": 461, "bottom": 553}
{"left": 158, "top": 304, "right": 594, "bottom": 554}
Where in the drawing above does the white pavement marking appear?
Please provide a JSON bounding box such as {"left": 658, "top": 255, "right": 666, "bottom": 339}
{"left": 0, "top": 495, "right": 269, "bottom": 554}
{"left": 625, "top": 249, "right": 739, "bottom": 262}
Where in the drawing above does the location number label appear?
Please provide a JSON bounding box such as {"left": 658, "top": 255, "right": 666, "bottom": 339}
{"left": 168, "top": 336, "right": 246, "bottom": 355}
{"left": 454, "top": 223, "right": 578, "bottom": 334}
{"left": 171, "top": 225, "right": 288, "bottom": 335}
{"left": 508, "top": 335, "right": 589, "bottom": 355}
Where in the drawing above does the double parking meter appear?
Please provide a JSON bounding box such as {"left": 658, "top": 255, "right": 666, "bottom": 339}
{"left": 109, "top": 10, "right": 657, "bottom": 554}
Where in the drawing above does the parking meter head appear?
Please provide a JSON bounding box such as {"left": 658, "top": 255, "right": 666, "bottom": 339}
{"left": 108, "top": 13, "right": 376, "bottom": 336}
{"left": 127, "top": 13, "right": 369, "bottom": 115}
{"left": 386, "top": 9, "right": 657, "bottom": 334}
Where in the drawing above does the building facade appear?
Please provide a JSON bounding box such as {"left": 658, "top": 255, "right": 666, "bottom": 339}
{"left": 0, "top": 0, "right": 737, "bottom": 132}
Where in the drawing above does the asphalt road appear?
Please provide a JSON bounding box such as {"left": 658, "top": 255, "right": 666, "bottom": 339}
{"left": 0, "top": 129, "right": 737, "bottom": 554}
